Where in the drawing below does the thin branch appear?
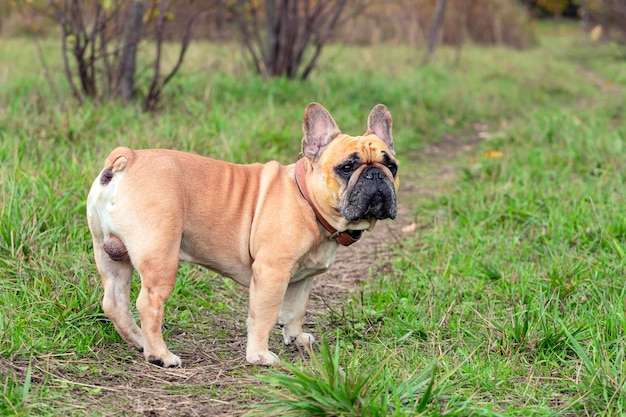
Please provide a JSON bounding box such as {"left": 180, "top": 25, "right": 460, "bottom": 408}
{"left": 236, "top": 0, "right": 262, "bottom": 74}
{"left": 87, "top": 2, "right": 100, "bottom": 99}
{"left": 145, "top": 1, "right": 166, "bottom": 111}
{"left": 33, "top": 34, "right": 61, "bottom": 102}
{"left": 264, "top": 0, "right": 278, "bottom": 74}
{"left": 454, "top": 0, "right": 471, "bottom": 66}
{"left": 300, "top": 0, "right": 347, "bottom": 80}
{"left": 146, "top": 1, "right": 205, "bottom": 111}
{"left": 423, "top": 0, "right": 449, "bottom": 65}
{"left": 160, "top": 11, "right": 198, "bottom": 89}
{"left": 16, "top": 6, "right": 60, "bottom": 101}
{"left": 98, "top": 7, "right": 113, "bottom": 97}
{"left": 59, "top": 0, "right": 81, "bottom": 103}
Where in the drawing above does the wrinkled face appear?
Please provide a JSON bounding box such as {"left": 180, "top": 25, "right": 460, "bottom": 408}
{"left": 313, "top": 133, "right": 399, "bottom": 224}
{"left": 301, "top": 102, "right": 398, "bottom": 231}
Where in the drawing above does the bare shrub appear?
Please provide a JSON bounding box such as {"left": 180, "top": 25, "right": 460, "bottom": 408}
{"left": 26, "top": 0, "right": 209, "bottom": 111}
{"left": 234, "top": 0, "right": 366, "bottom": 80}
{"left": 336, "top": 0, "right": 535, "bottom": 49}
{"left": 456, "top": 0, "right": 535, "bottom": 48}
{"left": 587, "top": 0, "right": 626, "bottom": 45}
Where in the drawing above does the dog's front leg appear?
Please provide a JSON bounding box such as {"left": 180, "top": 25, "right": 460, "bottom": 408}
{"left": 279, "top": 276, "right": 315, "bottom": 347}
{"left": 246, "top": 262, "right": 291, "bottom": 365}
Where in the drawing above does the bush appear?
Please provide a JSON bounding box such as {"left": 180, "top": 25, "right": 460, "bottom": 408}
{"left": 335, "top": 0, "right": 536, "bottom": 48}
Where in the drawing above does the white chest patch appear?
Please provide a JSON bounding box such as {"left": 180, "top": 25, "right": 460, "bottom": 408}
{"left": 291, "top": 239, "right": 337, "bottom": 282}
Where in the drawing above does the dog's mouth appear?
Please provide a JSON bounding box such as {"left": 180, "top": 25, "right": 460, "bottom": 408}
{"left": 342, "top": 195, "right": 398, "bottom": 222}
{"left": 362, "top": 190, "right": 398, "bottom": 220}
{"left": 341, "top": 166, "right": 397, "bottom": 222}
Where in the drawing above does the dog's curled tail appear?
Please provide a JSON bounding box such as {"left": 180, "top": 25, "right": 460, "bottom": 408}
{"left": 100, "top": 146, "right": 135, "bottom": 186}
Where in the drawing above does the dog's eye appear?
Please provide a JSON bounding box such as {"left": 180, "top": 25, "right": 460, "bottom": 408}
{"left": 340, "top": 164, "right": 354, "bottom": 174}
{"left": 334, "top": 155, "right": 361, "bottom": 178}
{"left": 381, "top": 151, "right": 397, "bottom": 177}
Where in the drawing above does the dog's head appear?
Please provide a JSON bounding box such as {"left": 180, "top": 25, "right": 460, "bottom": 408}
{"left": 300, "top": 103, "right": 399, "bottom": 232}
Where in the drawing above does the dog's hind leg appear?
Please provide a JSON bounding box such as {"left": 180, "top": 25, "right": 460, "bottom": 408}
{"left": 279, "top": 276, "right": 315, "bottom": 347}
{"left": 93, "top": 237, "right": 144, "bottom": 351}
{"left": 134, "top": 249, "right": 182, "bottom": 368}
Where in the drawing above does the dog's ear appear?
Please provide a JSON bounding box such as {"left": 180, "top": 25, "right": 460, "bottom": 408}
{"left": 365, "top": 104, "right": 394, "bottom": 153}
{"left": 301, "top": 103, "right": 341, "bottom": 158}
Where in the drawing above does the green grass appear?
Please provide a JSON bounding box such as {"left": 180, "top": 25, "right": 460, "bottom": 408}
{"left": 249, "top": 336, "right": 438, "bottom": 416}
{"left": 306, "top": 53, "right": 626, "bottom": 414}
{"left": 1, "top": 26, "right": 626, "bottom": 415}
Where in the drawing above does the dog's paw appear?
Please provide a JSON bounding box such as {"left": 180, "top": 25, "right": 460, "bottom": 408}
{"left": 298, "top": 332, "right": 315, "bottom": 347}
{"left": 246, "top": 350, "right": 280, "bottom": 366}
{"left": 283, "top": 330, "right": 315, "bottom": 347}
{"left": 146, "top": 352, "right": 181, "bottom": 368}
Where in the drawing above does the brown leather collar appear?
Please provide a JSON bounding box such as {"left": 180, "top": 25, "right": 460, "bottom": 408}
{"left": 294, "top": 158, "right": 362, "bottom": 246}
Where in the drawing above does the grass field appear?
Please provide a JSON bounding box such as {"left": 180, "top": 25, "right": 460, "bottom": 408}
{"left": 2, "top": 25, "right": 626, "bottom": 415}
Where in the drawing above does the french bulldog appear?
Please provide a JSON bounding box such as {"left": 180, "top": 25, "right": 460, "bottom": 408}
{"left": 86, "top": 103, "right": 399, "bottom": 367}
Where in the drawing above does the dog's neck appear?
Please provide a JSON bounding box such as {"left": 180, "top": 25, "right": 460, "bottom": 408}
{"left": 294, "top": 158, "right": 362, "bottom": 246}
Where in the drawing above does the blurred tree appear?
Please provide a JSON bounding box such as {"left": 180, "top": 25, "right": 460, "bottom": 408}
{"left": 518, "top": 0, "right": 579, "bottom": 17}
{"left": 334, "top": 0, "right": 534, "bottom": 49}
{"left": 234, "top": 0, "right": 367, "bottom": 80}
{"left": 119, "top": 0, "right": 145, "bottom": 104}
{"left": 422, "top": 0, "right": 448, "bottom": 64}
{"left": 26, "top": 0, "right": 210, "bottom": 111}
{"left": 536, "top": 0, "right": 569, "bottom": 28}
{"left": 599, "top": 0, "right": 626, "bottom": 45}
{"left": 454, "top": 0, "right": 471, "bottom": 65}
{"left": 0, "top": 2, "right": 11, "bottom": 33}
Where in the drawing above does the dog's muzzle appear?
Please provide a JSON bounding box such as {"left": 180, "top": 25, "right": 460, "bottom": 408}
{"left": 342, "top": 166, "right": 398, "bottom": 221}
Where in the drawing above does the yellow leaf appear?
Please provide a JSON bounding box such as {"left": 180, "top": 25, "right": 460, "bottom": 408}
{"left": 143, "top": 7, "right": 160, "bottom": 23}
{"left": 590, "top": 25, "right": 602, "bottom": 43}
{"left": 100, "top": 0, "right": 112, "bottom": 11}
{"left": 483, "top": 150, "right": 503, "bottom": 159}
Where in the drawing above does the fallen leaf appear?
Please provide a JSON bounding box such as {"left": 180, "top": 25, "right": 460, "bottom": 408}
{"left": 590, "top": 25, "right": 603, "bottom": 43}
{"left": 483, "top": 150, "right": 503, "bottom": 159}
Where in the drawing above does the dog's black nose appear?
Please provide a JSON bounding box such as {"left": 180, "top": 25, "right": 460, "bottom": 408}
{"left": 363, "top": 166, "right": 385, "bottom": 181}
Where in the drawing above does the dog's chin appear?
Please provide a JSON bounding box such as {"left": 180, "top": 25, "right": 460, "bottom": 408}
{"left": 342, "top": 217, "right": 377, "bottom": 232}
{"left": 366, "top": 218, "right": 378, "bottom": 231}
{"left": 341, "top": 202, "right": 398, "bottom": 224}
{"left": 342, "top": 192, "right": 398, "bottom": 222}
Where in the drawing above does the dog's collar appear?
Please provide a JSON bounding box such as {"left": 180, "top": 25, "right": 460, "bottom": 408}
{"left": 294, "top": 158, "right": 362, "bottom": 247}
